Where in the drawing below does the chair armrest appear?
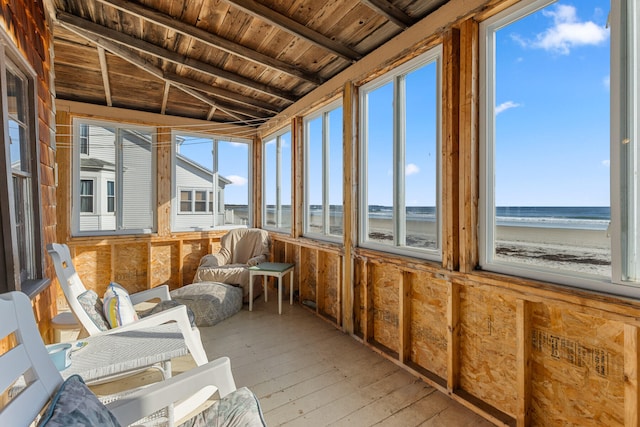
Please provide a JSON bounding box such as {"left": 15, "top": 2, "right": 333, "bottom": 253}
{"left": 106, "top": 357, "right": 237, "bottom": 426}
{"left": 199, "top": 249, "right": 231, "bottom": 268}
{"left": 130, "top": 285, "right": 170, "bottom": 305}
{"left": 247, "top": 254, "right": 267, "bottom": 267}
{"left": 103, "top": 305, "right": 190, "bottom": 335}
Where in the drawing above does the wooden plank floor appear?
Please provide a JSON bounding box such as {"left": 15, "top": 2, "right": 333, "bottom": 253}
{"left": 185, "top": 295, "right": 496, "bottom": 427}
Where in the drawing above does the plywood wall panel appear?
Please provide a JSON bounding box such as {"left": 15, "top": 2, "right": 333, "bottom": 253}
{"left": 459, "top": 285, "right": 518, "bottom": 417}
{"left": 299, "top": 246, "right": 317, "bottom": 304}
{"left": 181, "top": 240, "right": 208, "bottom": 285}
{"left": 318, "top": 251, "right": 340, "bottom": 321}
{"left": 150, "top": 243, "right": 180, "bottom": 290}
{"left": 411, "top": 272, "right": 448, "bottom": 379}
{"left": 530, "top": 303, "right": 625, "bottom": 426}
{"left": 74, "top": 246, "right": 112, "bottom": 294}
{"left": 353, "top": 257, "right": 365, "bottom": 337}
{"left": 371, "top": 263, "right": 400, "bottom": 354}
{"left": 113, "top": 244, "right": 148, "bottom": 293}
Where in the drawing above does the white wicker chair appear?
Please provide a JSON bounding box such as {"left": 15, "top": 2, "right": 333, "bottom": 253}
{"left": 0, "top": 291, "right": 240, "bottom": 427}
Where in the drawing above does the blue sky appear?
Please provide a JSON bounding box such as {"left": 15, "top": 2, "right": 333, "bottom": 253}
{"left": 494, "top": 0, "right": 610, "bottom": 207}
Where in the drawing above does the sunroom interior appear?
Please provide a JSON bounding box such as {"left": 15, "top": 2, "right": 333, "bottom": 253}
{"left": 2, "top": 0, "right": 639, "bottom": 425}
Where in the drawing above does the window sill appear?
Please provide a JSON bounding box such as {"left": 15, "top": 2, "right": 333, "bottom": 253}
{"left": 22, "top": 278, "right": 52, "bottom": 299}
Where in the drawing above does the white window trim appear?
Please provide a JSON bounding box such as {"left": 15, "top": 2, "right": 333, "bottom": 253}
{"left": 303, "top": 99, "right": 343, "bottom": 243}
{"left": 479, "top": 0, "right": 640, "bottom": 298}
{"left": 358, "top": 46, "right": 443, "bottom": 261}
{"left": 171, "top": 131, "right": 252, "bottom": 231}
{"left": 72, "top": 119, "right": 156, "bottom": 236}
{"left": 262, "top": 126, "right": 292, "bottom": 234}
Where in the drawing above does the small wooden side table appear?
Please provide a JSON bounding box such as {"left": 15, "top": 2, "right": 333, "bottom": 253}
{"left": 248, "top": 262, "right": 295, "bottom": 315}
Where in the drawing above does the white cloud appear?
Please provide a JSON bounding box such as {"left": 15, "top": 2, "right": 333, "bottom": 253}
{"left": 406, "top": 163, "right": 420, "bottom": 176}
{"left": 601, "top": 160, "right": 610, "bottom": 168}
{"left": 495, "top": 101, "right": 521, "bottom": 115}
{"left": 603, "top": 75, "right": 610, "bottom": 89}
{"left": 226, "top": 175, "right": 248, "bottom": 186}
{"left": 531, "top": 5, "right": 609, "bottom": 54}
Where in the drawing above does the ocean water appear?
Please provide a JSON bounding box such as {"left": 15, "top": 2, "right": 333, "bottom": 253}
{"left": 305, "top": 205, "right": 611, "bottom": 231}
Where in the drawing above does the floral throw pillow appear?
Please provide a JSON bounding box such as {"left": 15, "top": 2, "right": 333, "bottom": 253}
{"left": 77, "top": 289, "right": 110, "bottom": 331}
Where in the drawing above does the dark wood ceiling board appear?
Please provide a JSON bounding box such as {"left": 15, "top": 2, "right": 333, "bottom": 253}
{"left": 54, "top": 64, "right": 106, "bottom": 100}
{"left": 326, "top": 5, "right": 390, "bottom": 50}
{"left": 353, "top": 20, "right": 402, "bottom": 53}
{"left": 109, "top": 79, "right": 166, "bottom": 112}
{"left": 404, "top": 0, "right": 449, "bottom": 18}
{"left": 53, "top": 40, "right": 102, "bottom": 71}
{"left": 103, "top": 53, "right": 164, "bottom": 81}
{"left": 195, "top": 0, "right": 231, "bottom": 33}
{"left": 53, "top": 24, "right": 95, "bottom": 47}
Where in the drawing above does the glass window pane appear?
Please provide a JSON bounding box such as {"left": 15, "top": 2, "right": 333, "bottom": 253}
{"left": 328, "top": 107, "right": 343, "bottom": 237}
{"left": 120, "top": 130, "right": 153, "bottom": 230}
{"left": 195, "top": 190, "right": 207, "bottom": 212}
{"left": 306, "top": 116, "right": 323, "bottom": 234}
{"left": 280, "top": 132, "right": 292, "bottom": 231}
{"left": 264, "top": 137, "right": 277, "bottom": 228}
{"left": 405, "top": 63, "right": 438, "bottom": 250}
{"left": 180, "top": 190, "right": 192, "bottom": 212}
{"left": 174, "top": 135, "right": 214, "bottom": 228}
{"left": 490, "top": 1, "right": 611, "bottom": 278}
{"left": 366, "top": 82, "right": 394, "bottom": 245}
{"left": 218, "top": 140, "right": 249, "bottom": 226}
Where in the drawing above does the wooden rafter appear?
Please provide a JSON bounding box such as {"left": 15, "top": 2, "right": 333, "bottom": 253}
{"left": 160, "top": 81, "right": 170, "bottom": 115}
{"left": 96, "top": 46, "right": 112, "bottom": 106}
{"left": 56, "top": 24, "right": 269, "bottom": 121}
{"left": 223, "top": 0, "right": 361, "bottom": 62}
{"left": 93, "top": 0, "right": 324, "bottom": 86}
{"left": 360, "top": 0, "right": 414, "bottom": 29}
{"left": 56, "top": 11, "right": 298, "bottom": 103}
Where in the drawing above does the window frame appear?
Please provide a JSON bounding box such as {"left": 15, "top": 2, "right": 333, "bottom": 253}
{"left": 0, "top": 36, "right": 46, "bottom": 296}
{"left": 358, "top": 46, "right": 443, "bottom": 261}
{"left": 72, "top": 119, "right": 156, "bottom": 236}
{"left": 171, "top": 131, "right": 252, "bottom": 231}
{"left": 262, "top": 126, "right": 292, "bottom": 234}
{"left": 479, "top": 0, "right": 640, "bottom": 298}
{"left": 303, "top": 99, "right": 343, "bottom": 242}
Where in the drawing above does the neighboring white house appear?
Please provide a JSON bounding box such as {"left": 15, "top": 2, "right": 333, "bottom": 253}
{"left": 77, "top": 123, "right": 233, "bottom": 233}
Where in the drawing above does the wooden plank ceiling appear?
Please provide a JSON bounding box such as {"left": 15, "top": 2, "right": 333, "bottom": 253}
{"left": 50, "top": 0, "right": 448, "bottom": 127}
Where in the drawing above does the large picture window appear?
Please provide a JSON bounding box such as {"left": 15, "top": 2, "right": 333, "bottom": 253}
{"left": 73, "top": 120, "right": 155, "bottom": 235}
{"left": 480, "top": 0, "right": 640, "bottom": 298}
{"left": 263, "top": 128, "right": 292, "bottom": 233}
{"left": 172, "top": 133, "right": 251, "bottom": 231}
{"left": 359, "top": 47, "right": 442, "bottom": 259}
{"left": 304, "top": 101, "right": 343, "bottom": 240}
{"left": 0, "top": 40, "right": 45, "bottom": 294}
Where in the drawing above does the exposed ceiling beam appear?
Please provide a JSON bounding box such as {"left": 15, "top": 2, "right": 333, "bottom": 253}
{"left": 206, "top": 106, "right": 217, "bottom": 121}
{"left": 175, "top": 84, "right": 245, "bottom": 122}
{"left": 360, "top": 0, "right": 414, "bottom": 29}
{"left": 56, "top": 27, "right": 270, "bottom": 120}
{"left": 223, "top": 0, "right": 361, "bottom": 62}
{"left": 93, "top": 0, "right": 324, "bottom": 86}
{"left": 56, "top": 11, "right": 298, "bottom": 103}
{"left": 96, "top": 46, "right": 113, "bottom": 106}
{"left": 160, "top": 81, "right": 170, "bottom": 115}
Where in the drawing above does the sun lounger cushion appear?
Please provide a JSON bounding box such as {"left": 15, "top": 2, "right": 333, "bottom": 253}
{"left": 138, "top": 299, "right": 197, "bottom": 327}
{"left": 178, "top": 387, "right": 266, "bottom": 427}
{"left": 170, "top": 282, "right": 242, "bottom": 327}
{"left": 38, "top": 375, "right": 119, "bottom": 427}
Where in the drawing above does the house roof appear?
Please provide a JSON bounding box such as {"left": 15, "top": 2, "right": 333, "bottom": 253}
{"left": 49, "top": 0, "right": 448, "bottom": 128}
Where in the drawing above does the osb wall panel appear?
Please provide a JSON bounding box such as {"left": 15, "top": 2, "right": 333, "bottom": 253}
{"left": 530, "top": 303, "right": 624, "bottom": 426}
{"left": 459, "top": 285, "right": 518, "bottom": 417}
{"left": 371, "top": 263, "right": 400, "bottom": 354}
{"left": 353, "top": 258, "right": 365, "bottom": 337}
{"left": 297, "top": 247, "right": 316, "bottom": 304}
{"left": 181, "top": 240, "right": 208, "bottom": 285}
{"left": 411, "top": 272, "right": 448, "bottom": 379}
{"left": 112, "top": 244, "right": 148, "bottom": 293}
{"left": 74, "top": 246, "right": 112, "bottom": 294}
{"left": 318, "top": 251, "right": 340, "bottom": 321}
{"left": 150, "top": 243, "right": 179, "bottom": 290}
{"left": 271, "top": 239, "right": 286, "bottom": 262}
